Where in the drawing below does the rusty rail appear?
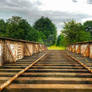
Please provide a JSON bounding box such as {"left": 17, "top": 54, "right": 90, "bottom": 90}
{"left": 0, "top": 37, "right": 47, "bottom": 66}
{"left": 67, "top": 53, "right": 92, "bottom": 73}
{"left": 67, "top": 41, "right": 92, "bottom": 59}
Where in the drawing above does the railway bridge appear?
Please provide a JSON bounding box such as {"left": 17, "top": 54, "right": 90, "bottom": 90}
{"left": 0, "top": 38, "right": 92, "bottom": 92}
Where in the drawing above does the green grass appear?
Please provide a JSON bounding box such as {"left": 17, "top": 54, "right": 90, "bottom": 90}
{"left": 48, "top": 46, "right": 66, "bottom": 50}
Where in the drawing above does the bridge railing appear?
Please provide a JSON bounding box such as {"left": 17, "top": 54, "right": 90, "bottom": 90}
{"left": 0, "top": 37, "right": 47, "bottom": 66}
{"left": 67, "top": 41, "right": 92, "bottom": 59}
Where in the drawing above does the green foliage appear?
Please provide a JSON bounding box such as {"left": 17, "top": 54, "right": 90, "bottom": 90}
{"left": 28, "top": 28, "right": 43, "bottom": 42}
{"left": 4, "top": 16, "right": 43, "bottom": 42}
{"left": 79, "top": 30, "right": 91, "bottom": 41}
{"left": 62, "top": 20, "right": 92, "bottom": 45}
{"left": 6, "top": 16, "right": 31, "bottom": 40}
{"left": 0, "top": 19, "right": 6, "bottom": 36}
{"left": 0, "top": 16, "right": 57, "bottom": 45}
{"left": 34, "top": 16, "right": 57, "bottom": 46}
{"left": 0, "top": 16, "right": 45, "bottom": 43}
{"left": 83, "top": 21, "right": 92, "bottom": 37}
{"left": 57, "top": 33, "right": 67, "bottom": 46}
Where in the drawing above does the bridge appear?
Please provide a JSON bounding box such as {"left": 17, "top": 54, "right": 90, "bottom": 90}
{"left": 0, "top": 38, "right": 92, "bottom": 92}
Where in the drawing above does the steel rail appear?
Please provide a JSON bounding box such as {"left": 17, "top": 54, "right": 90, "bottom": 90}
{"left": 66, "top": 52, "right": 92, "bottom": 73}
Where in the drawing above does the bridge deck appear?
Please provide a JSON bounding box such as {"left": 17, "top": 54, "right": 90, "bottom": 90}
{"left": 1, "top": 50, "right": 92, "bottom": 92}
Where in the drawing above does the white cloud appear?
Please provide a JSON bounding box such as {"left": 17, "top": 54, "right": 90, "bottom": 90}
{"left": 81, "top": 17, "right": 92, "bottom": 23}
{"left": 39, "top": 0, "right": 92, "bottom": 16}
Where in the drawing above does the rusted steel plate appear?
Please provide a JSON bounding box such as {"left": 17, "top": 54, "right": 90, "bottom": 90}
{"left": 24, "top": 43, "right": 33, "bottom": 56}
{"left": 68, "top": 43, "right": 91, "bottom": 58}
{"left": 80, "top": 44, "right": 87, "bottom": 56}
{"left": 71, "top": 45, "right": 75, "bottom": 52}
{"left": 0, "top": 41, "right": 3, "bottom": 66}
{"left": 0, "top": 38, "right": 47, "bottom": 66}
{"left": 89, "top": 44, "right": 92, "bottom": 58}
{"left": 75, "top": 44, "right": 81, "bottom": 54}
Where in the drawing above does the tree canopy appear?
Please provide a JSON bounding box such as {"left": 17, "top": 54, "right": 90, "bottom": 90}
{"left": 0, "top": 19, "right": 6, "bottom": 36}
{"left": 0, "top": 16, "right": 43, "bottom": 43}
{"left": 56, "top": 33, "right": 67, "bottom": 46}
{"left": 34, "top": 16, "right": 57, "bottom": 46}
{"left": 6, "top": 16, "right": 32, "bottom": 40}
{"left": 84, "top": 21, "right": 92, "bottom": 36}
{"left": 61, "top": 20, "right": 91, "bottom": 45}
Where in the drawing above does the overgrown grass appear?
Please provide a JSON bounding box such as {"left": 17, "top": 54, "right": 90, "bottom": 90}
{"left": 48, "top": 46, "right": 66, "bottom": 50}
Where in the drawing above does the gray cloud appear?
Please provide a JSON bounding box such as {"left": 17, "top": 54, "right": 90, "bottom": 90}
{"left": 0, "top": 0, "right": 91, "bottom": 35}
{"left": 0, "top": 0, "right": 41, "bottom": 11}
{"left": 72, "top": 0, "right": 92, "bottom": 4}
{"left": 72, "top": 0, "right": 78, "bottom": 3}
{"left": 87, "top": 0, "right": 92, "bottom": 4}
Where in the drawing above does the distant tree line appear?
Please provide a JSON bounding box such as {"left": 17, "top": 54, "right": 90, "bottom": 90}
{"left": 0, "top": 16, "right": 57, "bottom": 46}
{"left": 57, "top": 20, "right": 92, "bottom": 46}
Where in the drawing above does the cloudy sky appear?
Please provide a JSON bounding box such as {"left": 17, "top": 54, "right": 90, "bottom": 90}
{"left": 0, "top": 0, "right": 92, "bottom": 35}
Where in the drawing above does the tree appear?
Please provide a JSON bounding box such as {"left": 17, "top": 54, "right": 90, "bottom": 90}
{"left": 6, "top": 16, "right": 31, "bottom": 40}
{"left": 83, "top": 21, "right": 92, "bottom": 37}
{"left": 79, "top": 30, "right": 91, "bottom": 41}
{"left": 57, "top": 33, "right": 68, "bottom": 46}
{"left": 63, "top": 20, "right": 91, "bottom": 45}
{"left": 0, "top": 19, "right": 6, "bottom": 36}
{"left": 28, "top": 28, "right": 43, "bottom": 42}
{"left": 5, "top": 16, "right": 44, "bottom": 42}
{"left": 34, "top": 16, "right": 57, "bottom": 46}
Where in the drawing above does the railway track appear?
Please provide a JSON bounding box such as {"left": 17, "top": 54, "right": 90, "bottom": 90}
{"left": 1, "top": 50, "right": 92, "bottom": 92}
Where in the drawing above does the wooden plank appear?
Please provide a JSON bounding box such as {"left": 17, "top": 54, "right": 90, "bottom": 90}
{"left": 6, "top": 64, "right": 29, "bottom": 66}
{"left": 34, "top": 64, "right": 80, "bottom": 66}
{"left": 16, "top": 77, "right": 92, "bottom": 81}
{"left": 2, "top": 66, "right": 27, "bottom": 68}
{"left": 22, "top": 72, "right": 91, "bottom": 76}
{"left": 0, "top": 69, "right": 22, "bottom": 71}
{"left": 32, "top": 66, "right": 83, "bottom": 68}
{"left": 27, "top": 69, "right": 87, "bottom": 71}
{"left": 0, "top": 72, "right": 16, "bottom": 75}
{"left": 7, "top": 84, "right": 92, "bottom": 89}
{"left": 0, "top": 69, "right": 87, "bottom": 72}
{"left": 0, "top": 77, "right": 11, "bottom": 80}
{"left": 2, "top": 66, "right": 83, "bottom": 68}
